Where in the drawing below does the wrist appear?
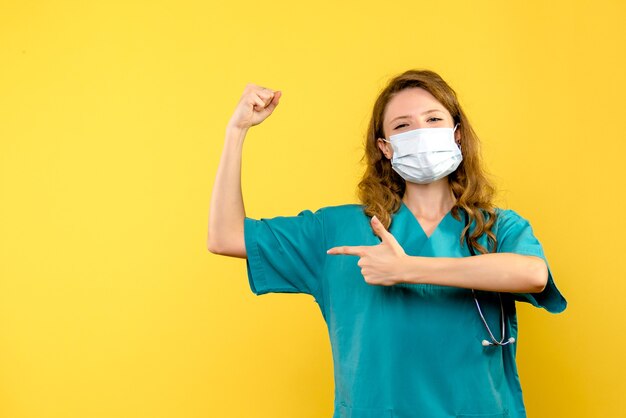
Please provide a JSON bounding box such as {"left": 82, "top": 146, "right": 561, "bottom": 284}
{"left": 395, "top": 255, "right": 418, "bottom": 285}
{"left": 224, "top": 125, "right": 248, "bottom": 148}
{"left": 395, "top": 255, "right": 437, "bottom": 285}
{"left": 225, "top": 123, "right": 249, "bottom": 138}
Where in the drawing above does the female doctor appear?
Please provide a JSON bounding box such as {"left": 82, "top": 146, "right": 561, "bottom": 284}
{"left": 208, "top": 69, "right": 566, "bottom": 418}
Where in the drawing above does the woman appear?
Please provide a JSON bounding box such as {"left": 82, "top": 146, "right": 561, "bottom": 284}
{"left": 208, "top": 70, "right": 566, "bottom": 418}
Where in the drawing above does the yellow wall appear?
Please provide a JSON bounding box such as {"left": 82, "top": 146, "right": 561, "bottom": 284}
{"left": 1, "top": 1, "right": 624, "bottom": 417}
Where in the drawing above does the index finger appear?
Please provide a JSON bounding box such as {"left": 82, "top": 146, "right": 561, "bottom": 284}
{"left": 326, "top": 246, "right": 369, "bottom": 256}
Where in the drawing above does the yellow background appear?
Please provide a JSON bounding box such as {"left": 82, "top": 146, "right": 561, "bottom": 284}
{"left": 1, "top": 1, "right": 624, "bottom": 417}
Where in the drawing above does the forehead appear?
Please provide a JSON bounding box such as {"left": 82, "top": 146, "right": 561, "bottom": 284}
{"left": 384, "top": 87, "right": 449, "bottom": 123}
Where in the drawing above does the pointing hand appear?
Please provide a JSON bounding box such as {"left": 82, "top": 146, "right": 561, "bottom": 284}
{"left": 327, "top": 216, "right": 408, "bottom": 286}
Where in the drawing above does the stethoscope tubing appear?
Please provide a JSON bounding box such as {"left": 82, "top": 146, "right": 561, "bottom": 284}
{"left": 464, "top": 211, "right": 515, "bottom": 347}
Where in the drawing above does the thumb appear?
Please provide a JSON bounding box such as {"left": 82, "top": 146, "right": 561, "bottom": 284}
{"left": 370, "top": 215, "right": 393, "bottom": 243}
{"left": 264, "top": 90, "right": 281, "bottom": 113}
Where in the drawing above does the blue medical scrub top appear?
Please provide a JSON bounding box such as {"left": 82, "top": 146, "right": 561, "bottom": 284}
{"left": 243, "top": 202, "right": 567, "bottom": 418}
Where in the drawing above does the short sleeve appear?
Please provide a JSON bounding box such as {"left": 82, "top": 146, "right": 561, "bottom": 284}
{"left": 243, "top": 208, "right": 326, "bottom": 302}
{"left": 496, "top": 209, "right": 567, "bottom": 313}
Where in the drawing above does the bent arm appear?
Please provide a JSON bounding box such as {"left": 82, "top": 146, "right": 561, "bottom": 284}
{"left": 207, "top": 126, "right": 248, "bottom": 258}
{"left": 397, "top": 253, "right": 548, "bottom": 293}
{"left": 207, "top": 84, "right": 280, "bottom": 258}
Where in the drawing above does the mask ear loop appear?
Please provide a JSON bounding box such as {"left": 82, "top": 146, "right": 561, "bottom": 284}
{"left": 453, "top": 123, "right": 462, "bottom": 151}
{"left": 379, "top": 137, "right": 393, "bottom": 161}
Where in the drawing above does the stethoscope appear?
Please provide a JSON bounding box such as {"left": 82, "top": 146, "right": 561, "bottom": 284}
{"left": 464, "top": 211, "right": 516, "bottom": 347}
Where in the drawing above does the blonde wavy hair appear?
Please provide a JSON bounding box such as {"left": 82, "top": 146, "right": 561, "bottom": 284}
{"left": 358, "top": 69, "right": 497, "bottom": 254}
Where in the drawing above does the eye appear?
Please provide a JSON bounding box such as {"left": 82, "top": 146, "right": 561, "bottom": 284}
{"left": 427, "top": 117, "right": 443, "bottom": 122}
{"left": 394, "top": 123, "right": 408, "bottom": 130}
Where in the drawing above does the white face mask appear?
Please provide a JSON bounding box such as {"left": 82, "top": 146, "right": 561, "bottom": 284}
{"left": 382, "top": 124, "right": 462, "bottom": 184}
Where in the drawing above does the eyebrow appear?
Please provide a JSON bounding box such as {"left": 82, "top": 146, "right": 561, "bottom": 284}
{"left": 388, "top": 109, "right": 445, "bottom": 125}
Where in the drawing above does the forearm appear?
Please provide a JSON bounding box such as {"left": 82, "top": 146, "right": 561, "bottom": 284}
{"left": 207, "top": 126, "right": 248, "bottom": 258}
{"left": 397, "top": 253, "right": 548, "bottom": 293}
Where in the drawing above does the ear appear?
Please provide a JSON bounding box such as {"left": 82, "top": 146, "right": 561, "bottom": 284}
{"left": 454, "top": 129, "right": 461, "bottom": 147}
{"left": 377, "top": 138, "right": 393, "bottom": 160}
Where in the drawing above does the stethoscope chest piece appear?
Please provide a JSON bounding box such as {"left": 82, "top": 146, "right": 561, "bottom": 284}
{"left": 473, "top": 289, "right": 515, "bottom": 347}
